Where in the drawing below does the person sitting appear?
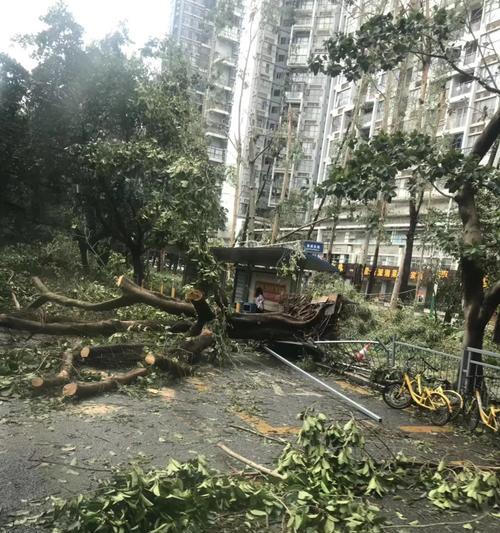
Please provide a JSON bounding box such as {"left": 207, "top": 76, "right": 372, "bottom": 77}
{"left": 255, "top": 287, "right": 265, "bottom": 313}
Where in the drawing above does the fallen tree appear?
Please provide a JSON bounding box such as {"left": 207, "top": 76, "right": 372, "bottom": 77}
{"left": 26, "top": 276, "right": 196, "bottom": 317}
{"left": 4, "top": 276, "right": 341, "bottom": 343}
{"left": 2, "top": 276, "right": 342, "bottom": 400}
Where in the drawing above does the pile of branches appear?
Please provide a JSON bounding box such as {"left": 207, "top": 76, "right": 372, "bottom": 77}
{"left": 41, "top": 410, "right": 500, "bottom": 532}
{"left": 0, "top": 276, "right": 343, "bottom": 399}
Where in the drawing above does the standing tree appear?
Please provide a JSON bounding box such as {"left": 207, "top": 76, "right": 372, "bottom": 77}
{"left": 75, "top": 39, "right": 225, "bottom": 283}
{"left": 0, "top": 54, "right": 30, "bottom": 243}
{"left": 311, "top": 4, "right": 500, "bottom": 367}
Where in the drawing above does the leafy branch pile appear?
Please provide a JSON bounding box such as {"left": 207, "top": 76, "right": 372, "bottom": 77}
{"left": 47, "top": 411, "right": 500, "bottom": 532}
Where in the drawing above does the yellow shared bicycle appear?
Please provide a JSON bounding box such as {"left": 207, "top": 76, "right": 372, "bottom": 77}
{"left": 464, "top": 389, "right": 500, "bottom": 432}
{"left": 383, "top": 371, "right": 454, "bottom": 425}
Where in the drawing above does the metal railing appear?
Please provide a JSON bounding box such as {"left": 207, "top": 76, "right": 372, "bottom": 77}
{"left": 314, "top": 338, "right": 500, "bottom": 398}
{"left": 314, "top": 340, "right": 391, "bottom": 382}
{"left": 459, "top": 347, "right": 500, "bottom": 400}
{"left": 391, "top": 340, "right": 461, "bottom": 387}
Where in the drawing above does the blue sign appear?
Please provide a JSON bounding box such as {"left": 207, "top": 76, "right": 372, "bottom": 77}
{"left": 303, "top": 241, "right": 324, "bottom": 254}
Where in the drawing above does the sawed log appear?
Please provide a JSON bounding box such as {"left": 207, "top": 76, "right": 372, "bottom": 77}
{"left": 31, "top": 349, "right": 76, "bottom": 392}
{"left": 79, "top": 344, "right": 145, "bottom": 366}
{"left": 62, "top": 368, "right": 148, "bottom": 399}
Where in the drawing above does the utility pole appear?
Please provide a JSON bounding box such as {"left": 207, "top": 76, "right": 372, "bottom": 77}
{"left": 270, "top": 103, "right": 294, "bottom": 243}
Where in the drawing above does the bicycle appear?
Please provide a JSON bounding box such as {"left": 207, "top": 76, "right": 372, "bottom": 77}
{"left": 430, "top": 379, "right": 463, "bottom": 421}
{"left": 464, "top": 389, "right": 500, "bottom": 432}
{"left": 382, "top": 359, "right": 455, "bottom": 425}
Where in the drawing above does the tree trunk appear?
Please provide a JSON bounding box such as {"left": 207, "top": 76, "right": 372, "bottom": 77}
{"left": 365, "top": 201, "right": 385, "bottom": 299}
{"left": 326, "top": 211, "right": 340, "bottom": 263}
{"left": 493, "top": 311, "right": 500, "bottom": 344}
{"left": 131, "top": 249, "right": 144, "bottom": 285}
{"left": 400, "top": 210, "right": 417, "bottom": 296}
{"left": 271, "top": 103, "right": 294, "bottom": 243}
{"left": 0, "top": 314, "right": 163, "bottom": 336}
{"left": 76, "top": 237, "right": 89, "bottom": 271}
{"left": 365, "top": 238, "right": 380, "bottom": 300}
{"left": 391, "top": 193, "right": 420, "bottom": 308}
{"left": 356, "top": 222, "right": 372, "bottom": 290}
{"left": 246, "top": 135, "right": 258, "bottom": 243}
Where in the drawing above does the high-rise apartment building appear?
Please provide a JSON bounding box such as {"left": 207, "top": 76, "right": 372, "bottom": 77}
{"left": 311, "top": 0, "right": 500, "bottom": 299}
{"left": 170, "top": 0, "right": 242, "bottom": 165}
{"left": 224, "top": 0, "right": 343, "bottom": 239}
{"left": 227, "top": 0, "right": 499, "bottom": 300}
{"left": 172, "top": 0, "right": 499, "bottom": 300}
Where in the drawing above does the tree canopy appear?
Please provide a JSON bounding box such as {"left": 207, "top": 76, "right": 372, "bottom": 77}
{"left": 0, "top": 3, "right": 225, "bottom": 282}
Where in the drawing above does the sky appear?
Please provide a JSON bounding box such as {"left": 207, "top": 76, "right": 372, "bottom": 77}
{"left": 0, "top": 0, "right": 172, "bottom": 69}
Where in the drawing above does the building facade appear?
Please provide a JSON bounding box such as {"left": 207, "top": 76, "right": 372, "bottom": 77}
{"left": 228, "top": 0, "right": 500, "bottom": 300}
{"left": 172, "top": 0, "right": 499, "bottom": 300}
{"left": 312, "top": 0, "right": 500, "bottom": 299}
{"left": 170, "top": 0, "right": 243, "bottom": 165}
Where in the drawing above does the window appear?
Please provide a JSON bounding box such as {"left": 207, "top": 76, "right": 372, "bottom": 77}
{"left": 336, "top": 89, "right": 350, "bottom": 107}
{"left": 271, "top": 106, "right": 279, "bottom": 114}
{"left": 317, "top": 16, "right": 335, "bottom": 30}
{"left": 331, "top": 114, "right": 342, "bottom": 132}
{"left": 273, "top": 89, "right": 281, "bottom": 97}
{"left": 290, "top": 32, "right": 310, "bottom": 64}
{"left": 470, "top": 6, "right": 483, "bottom": 31}
{"left": 471, "top": 96, "right": 497, "bottom": 124}
{"left": 276, "top": 71, "right": 284, "bottom": 79}
{"left": 451, "top": 75, "right": 473, "bottom": 97}
{"left": 302, "top": 123, "right": 319, "bottom": 136}
{"left": 278, "top": 54, "right": 286, "bottom": 62}
{"left": 302, "top": 141, "right": 315, "bottom": 154}
{"left": 451, "top": 132, "right": 464, "bottom": 150}
{"left": 464, "top": 41, "right": 477, "bottom": 65}
{"left": 447, "top": 104, "right": 468, "bottom": 129}
{"left": 280, "top": 36, "right": 288, "bottom": 44}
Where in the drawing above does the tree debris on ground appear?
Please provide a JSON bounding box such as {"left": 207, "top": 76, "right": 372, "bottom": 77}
{"left": 0, "top": 276, "right": 342, "bottom": 400}
{"left": 42, "top": 410, "right": 500, "bottom": 532}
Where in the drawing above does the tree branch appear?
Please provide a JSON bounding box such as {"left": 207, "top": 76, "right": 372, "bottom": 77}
{"left": 277, "top": 216, "right": 331, "bottom": 242}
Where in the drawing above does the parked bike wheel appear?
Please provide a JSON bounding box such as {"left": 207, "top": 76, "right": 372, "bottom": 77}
{"left": 464, "top": 398, "right": 480, "bottom": 431}
{"left": 383, "top": 382, "right": 412, "bottom": 409}
{"left": 442, "top": 390, "right": 463, "bottom": 421}
{"left": 429, "top": 393, "right": 451, "bottom": 426}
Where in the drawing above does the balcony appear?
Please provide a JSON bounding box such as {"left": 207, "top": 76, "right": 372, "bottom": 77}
{"left": 205, "top": 120, "right": 229, "bottom": 139}
{"left": 219, "top": 27, "right": 239, "bottom": 42}
{"left": 207, "top": 146, "right": 226, "bottom": 163}
{"left": 288, "top": 54, "right": 309, "bottom": 66}
{"left": 207, "top": 103, "right": 231, "bottom": 115}
{"left": 285, "top": 90, "right": 303, "bottom": 102}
